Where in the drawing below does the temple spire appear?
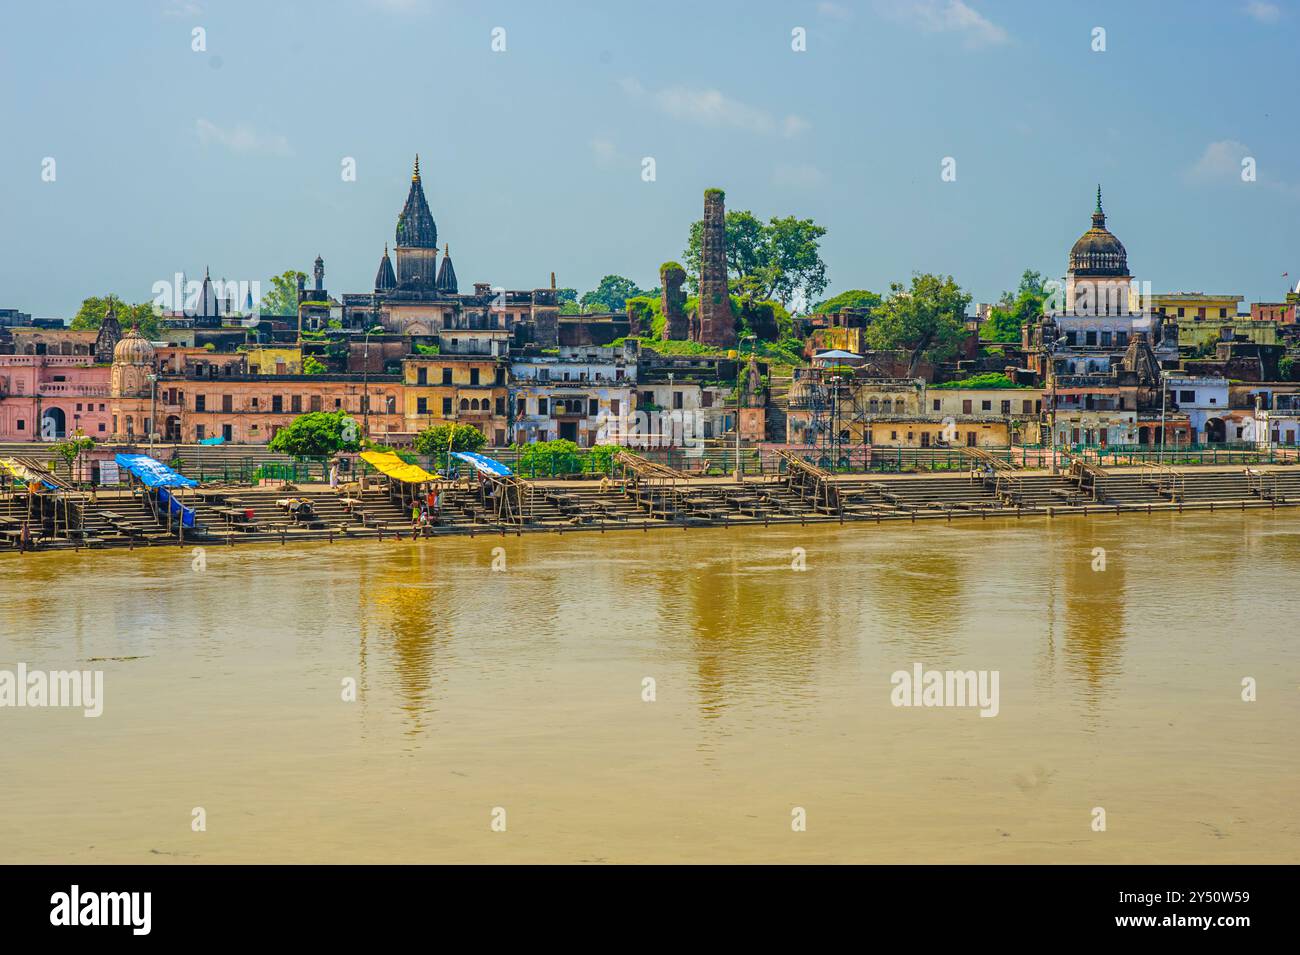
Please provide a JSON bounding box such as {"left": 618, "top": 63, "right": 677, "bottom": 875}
{"left": 1095, "top": 184, "right": 1103, "bottom": 214}
{"left": 413, "top": 154, "right": 421, "bottom": 182}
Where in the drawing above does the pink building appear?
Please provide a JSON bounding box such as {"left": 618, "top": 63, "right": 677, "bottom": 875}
{"left": 0, "top": 355, "right": 112, "bottom": 440}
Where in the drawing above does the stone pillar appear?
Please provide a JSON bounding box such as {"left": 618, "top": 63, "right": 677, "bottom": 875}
{"left": 697, "top": 189, "right": 737, "bottom": 348}
{"left": 660, "top": 262, "right": 688, "bottom": 341}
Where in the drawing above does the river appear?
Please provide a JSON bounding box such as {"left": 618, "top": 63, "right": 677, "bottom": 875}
{"left": 1, "top": 511, "right": 1297, "bottom": 863}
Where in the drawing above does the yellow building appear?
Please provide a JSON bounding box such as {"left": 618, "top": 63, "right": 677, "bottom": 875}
{"left": 1142, "top": 292, "right": 1243, "bottom": 321}
{"left": 244, "top": 346, "right": 303, "bottom": 375}
{"left": 402, "top": 355, "right": 509, "bottom": 445}
{"left": 1177, "top": 318, "right": 1276, "bottom": 351}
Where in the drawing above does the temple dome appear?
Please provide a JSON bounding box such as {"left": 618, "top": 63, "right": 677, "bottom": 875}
{"left": 1068, "top": 186, "right": 1128, "bottom": 276}
{"left": 112, "top": 325, "right": 156, "bottom": 365}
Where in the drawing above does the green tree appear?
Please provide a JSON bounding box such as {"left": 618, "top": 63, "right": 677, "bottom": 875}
{"left": 556, "top": 287, "right": 582, "bottom": 315}
{"left": 683, "top": 210, "right": 827, "bottom": 310}
{"left": 413, "top": 423, "right": 487, "bottom": 456}
{"left": 267, "top": 410, "right": 360, "bottom": 457}
{"left": 814, "top": 289, "right": 882, "bottom": 315}
{"left": 50, "top": 435, "right": 95, "bottom": 480}
{"left": 984, "top": 269, "right": 1048, "bottom": 344}
{"left": 865, "top": 273, "right": 972, "bottom": 377}
{"left": 579, "top": 275, "right": 652, "bottom": 313}
{"left": 261, "top": 270, "right": 307, "bottom": 316}
{"left": 302, "top": 355, "right": 327, "bottom": 374}
{"left": 71, "top": 295, "right": 159, "bottom": 340}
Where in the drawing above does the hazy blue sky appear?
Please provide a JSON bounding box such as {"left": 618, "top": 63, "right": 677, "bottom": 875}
{"left": 2, "top": 0, "right": 1297, "bottom": 318}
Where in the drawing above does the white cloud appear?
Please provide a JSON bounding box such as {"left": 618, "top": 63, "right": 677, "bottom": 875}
{"left": 162, "top": 1, "right": 202, "bottom": 16}
{"left": 590, "top": 138, "right": 618, "bottom": 165}
{"left": 195, "top": 119, "right": 292, "bottom": 157}
{"left": 622, "top": 80, "right": 809, "bottom": 139}
{"left": 1243, "top": 2, "right": 1282, "bottom": 23}
{"left": 773, "top": 163, "right": 827, "bottom": 188}
{"left": 817, "top": 2, "right": 853, "bottom": 20}
{"left": 876, "top": 0, "right": 1009, "bottom": 48}
{"left": 1185, "top": 139, "right": 1251, "bottom": 183}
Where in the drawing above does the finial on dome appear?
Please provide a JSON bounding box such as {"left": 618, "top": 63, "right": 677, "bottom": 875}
{"left": 1095, "top": 184, "right": 1103, "bottom": 215}
{"left": 413, "top": 154, "right": 421, "bottom": 181}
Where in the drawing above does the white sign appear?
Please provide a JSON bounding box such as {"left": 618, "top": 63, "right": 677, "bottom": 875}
{"left": 98, "top": 461, "right": 119, "bottom": 485}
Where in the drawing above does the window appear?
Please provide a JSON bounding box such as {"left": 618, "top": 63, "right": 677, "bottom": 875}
{"left": 962, "top": 400, "right": 972, "bottom": 414}
{"left": 442, "top": 368, "right": 452, "bottom": 385}
{"left": 1116, "top": 331, "right": 1128, "bottom": 346}
{"left": 1085, "top": 331, "right": 1097, "bottom": 346}
{"left": 932, "top": 399, "right": 941, "bottom": 411}
{"left": 417, "top": 397, "right": 428, "bottom": 414}
{"left": 981, "top": 400, "right": 992, "bottom": 411}
{"left": 1180, "top": 390, "right": 1195, "bottom": 402}
{"left": 496, "top": 397, "right": 505, "bottom": 416}
{"left": 517, "top": 397, "right": 526, "bottom": 415}
{"left": 251, "top": 397, "right": 259, "bottom": 409}
{"left": 272, "top": 395, "right": 283, "bottom": 413}
{"left": 538, "top": 398, "right": 548, "bottom": 415}
{"left": 98, "top": 423, "right": 105, "bottom": 432}
{"left": 196, "top": 424, "right": 205, "bottom": 440}
{"left": 611, "top": 399, "right": 620, "bottom": 415}
{"left": 442, "top": 397, "right": 452, "bottom": 415}
{"left": 470, "top": 368, "right": 480, "bottom": 386}
{"left": 16, "top": 419, "right": 24, "bottom": 431}
{"left": 588, "top": 398, "right": 598, "bottom": 416}
{"left": 310, "top": 395, "right": 322, "bottom": 412}
{"left": 195, "top": 394, "right": 206, "bottom": 412}
{"left": 292, "top": 394, "right": 302, "bottom": 413}
{"left": 222, "top": 394, "right": 232, "bottom": 413}
{"left": 1000, "top": 400, "right": 1011, "bottom": 414}
{"left": 1022, "top": 400, "right": 1033, "bottom": 414}
{"left": 417, "top": 367, "right": 427, "bottom": 385}
{"left": 1100, "top": 331, "right": 1112, "bottom": 347}
{"left": 222, "top": 424, "right": 232, "bottom": 440}
{"left": 702, "top": 391, "right": 713, "bottom": 408}
{"left": 673, "top": 391, "right": 683, "bottom": 410}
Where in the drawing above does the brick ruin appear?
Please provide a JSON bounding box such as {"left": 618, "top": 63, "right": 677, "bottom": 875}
{"left": 660, "top": 262, "right": 688, "bottom": 341}
{"left": 696, "top": 188, "right": 738, "bottom": 349}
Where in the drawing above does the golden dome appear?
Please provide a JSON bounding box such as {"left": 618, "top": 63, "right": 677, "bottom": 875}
{"left": 112, "top": 325, "right": 156, "bottom": 365}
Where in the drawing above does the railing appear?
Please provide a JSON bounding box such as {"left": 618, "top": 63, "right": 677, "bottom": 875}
{"left": 1140, "top": 462, "right": 1185, "bottom": 500}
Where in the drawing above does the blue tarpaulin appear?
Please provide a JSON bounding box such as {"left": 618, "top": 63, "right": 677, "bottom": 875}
{"left": 115, "top": 454, "right": 198, "bottom": 489}
{"left": 451, "top": 451, "right": 512, "bottom": 477}
{"left": 199, "top": 435, "right": 226, "bottom": 445}
{"left": 158, "top": 487, "right": 197, "bottom": 528}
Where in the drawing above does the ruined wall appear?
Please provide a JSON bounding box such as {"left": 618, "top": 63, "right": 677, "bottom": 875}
{"left": 660, "top": 262, "right": 688, "bottom": 341}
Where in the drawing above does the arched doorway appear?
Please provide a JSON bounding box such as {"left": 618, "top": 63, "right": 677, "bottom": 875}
{"left": 165, "top": 415, "right": 181, "bottom": 441}
{"left": 1138, "top": 426, "right": 1150, "bottom": 445}
{"left": 40, "top": 406, "right": 66, "bottom": 440}
{"left": 1205, "top": 417, "right": 1227, "bottom": 444}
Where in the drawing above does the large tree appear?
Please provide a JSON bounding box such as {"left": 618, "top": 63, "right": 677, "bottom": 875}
{"left": 984, "top": 269, "right": 1048, "bottom": 344}
{"left": 579, "top": 275, "right": 653, "bottom": 313}
{"left": 71, "top": 295, "right": 160, "bottom": 339}
{"left": 683, "top": 210, "right": 828, "bottom": 310}
{"left": 865, "top": 273, "right": 972, "bottom": 376}
{"left": 267, "top": 410, "right": 361, "bottom": 457}
{"left": 261, "top": 270, "right": 307, "bottom": 316}
{"left": 814, "top": 289, "right": 883, "bottom": 315}
{"left": 413, "top": 423, "right": 487, "bottom": 456}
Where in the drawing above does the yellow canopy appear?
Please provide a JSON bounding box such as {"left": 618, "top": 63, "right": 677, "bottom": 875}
{"left": 359, "top": 451, "right": 437, "bottom": 484}
{"left": 0, "top": 457, "right": 39, "bottom": 482}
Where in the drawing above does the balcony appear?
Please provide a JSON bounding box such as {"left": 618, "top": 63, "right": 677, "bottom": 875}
{"left": 36, "top": 383, "right": 110, "bottom": 397}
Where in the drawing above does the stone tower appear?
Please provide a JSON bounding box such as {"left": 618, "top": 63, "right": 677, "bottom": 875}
{"left": 395, "top": 155, "right": 438, "bottom": 289}
{"left": 95, "top": 299, "right": 122, "bottom": 364}
{"left": 697, "top": 188, "right": 737, "bottom": 348}
{"left": 660, "top": 262, "right": 688, "bottom": 340}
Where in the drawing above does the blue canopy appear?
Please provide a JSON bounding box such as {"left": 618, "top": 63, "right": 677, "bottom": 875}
{"left": 115, "top": 454, "right": 198, "bottom": 489}
{"left": 199, "top": 435, "right": 226, "bottom": 445}
{"left": 451, "top": 451, "right": 512, "bottom": 477}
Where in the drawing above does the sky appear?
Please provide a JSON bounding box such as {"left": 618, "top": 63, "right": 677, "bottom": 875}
{"left": 1, "top": 0, "right": 1298, "bottom": 319}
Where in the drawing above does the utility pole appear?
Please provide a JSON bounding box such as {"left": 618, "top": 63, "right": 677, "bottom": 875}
{"left": 735, "top": 334, "right": 756, "bottom": 482}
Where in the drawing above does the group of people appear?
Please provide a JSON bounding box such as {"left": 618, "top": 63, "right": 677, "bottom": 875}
{"left": 410, "top": 484, "right": 441, "bottom": 533}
